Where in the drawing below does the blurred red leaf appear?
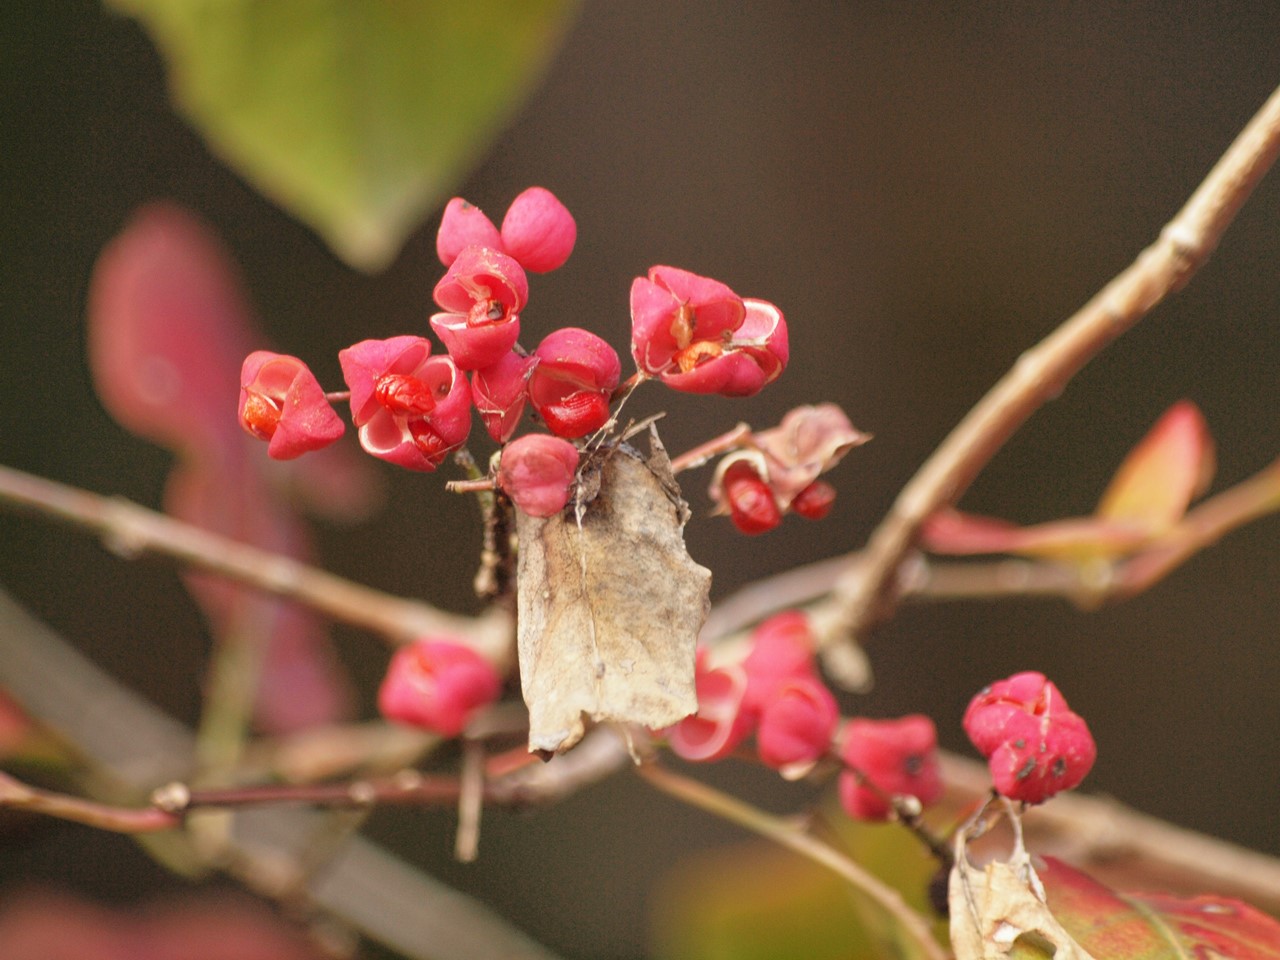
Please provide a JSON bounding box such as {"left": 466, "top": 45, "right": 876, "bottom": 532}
{"left": 88, "top": 203, "right": 257, "bottom": 460}
{"left": 0, "top": 690, "right": 33, "bottom": 757}
{"left": 0, "top": 889, "right": 325, "bottom": 960}
{"left": 922, "top": 402, "right": 1215, "bottom": 563}
{"left": 921, "top": 508, "right": 1150, "bottom": 561}
{"left": 1040, "top": 856, "right": 1280, "bottom": 960}
{"left": 86, "top": 204, "right": 377, "bottom": 732}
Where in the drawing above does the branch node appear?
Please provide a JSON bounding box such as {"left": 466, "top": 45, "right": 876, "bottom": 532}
{"left": 348, "top": 781, "right": 377, "bottom": 806}
{"left": 151, "top": 781, "right": 191, "bottom": 813}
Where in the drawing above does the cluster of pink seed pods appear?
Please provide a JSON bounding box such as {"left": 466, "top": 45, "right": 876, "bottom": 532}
{"left": 236, "top": 189, "right": 1099, "bottom": 818}
{"left": 237, "top": 186, "right": 789, "bottom": 517}
{"left": 664, "top": 611, "right": 945, "bottom": 822}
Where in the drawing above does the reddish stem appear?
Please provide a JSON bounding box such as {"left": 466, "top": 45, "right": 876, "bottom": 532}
{"left": 609, "top": 370, "right": 646, "bottom": 404}
{"left": 669, "top": 422, "right": 754, "bottom": 474}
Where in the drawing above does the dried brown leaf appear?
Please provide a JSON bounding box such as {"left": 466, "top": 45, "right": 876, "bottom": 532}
{"left": 950, "top": 838, "right": 1098, "bottom": 960}
{"left": 516, "top": 430, "right": 711, "bottom": 754}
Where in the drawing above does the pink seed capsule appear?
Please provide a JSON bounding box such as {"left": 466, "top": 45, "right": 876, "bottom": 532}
{"left": 497, "top": 434, "right": 580, "bottom": 518}
{"left": 528, "top": 328, "right": 620, "bottom": 439}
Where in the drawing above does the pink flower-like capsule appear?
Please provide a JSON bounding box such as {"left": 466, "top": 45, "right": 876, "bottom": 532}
{"left": 708, "top": 405, "right": 869, "bottom": 533}
{"left": 630, "top": 265, "right": 789, "bottom": 397}
{"left": 664, "top": 652, "right": 754, "bottom": 762}
{"left": 964, "top": 671, "right": 1096, "bottom": 804}
{"left": 436, "top": 198, "right": 504, "bottom": 267}
{"left": 500, "top": 186, "right": 577, "bottom": 273}
{"left": 756, "top": 674, "right": 839, "bottom": 777}
{"left": 528, "top": 327, "right": 621, "bottom": 438}
{"left": 471, "top": 350, "right": 535, "bottom": 443}
{"left": 716, "top": 458, "right": 782, "bottom": 535}
{"left": 339, "top": 336, "right": 472, "bottom": 471}
{"left": 237, "top": 352, "right": 345, "bottom": 459}
{"left": 378, "top": 638, "right": 502, "bottom": 737}
{"left": 752, "top": 403, "right": 871, "bottom": 507}
{"left": 838, "top": 715, "right": 944, "bottom": 821}
{"left": 741, "top": 610, "right": 817, "bottom": 716}
{"left": 497, "top": 433, "right": 580, "bottom": 517}
{"left": 790, "top": 480, "right": 836, "bottom": 520}
{"left": 430, "top": 246, "right": 529, "bottom": 370}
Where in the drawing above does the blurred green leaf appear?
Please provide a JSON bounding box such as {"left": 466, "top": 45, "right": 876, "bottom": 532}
{"left": 110, "top": 0, "right": 577, "bottom": 271}
{"left": 829, "top": 810, "right": 949, "bottom": 960}
{"left": 653, "top": 839, "right": 875, "bottom": 960}
{"left": 653, "top": 799, "right": 947, "bottom": 960}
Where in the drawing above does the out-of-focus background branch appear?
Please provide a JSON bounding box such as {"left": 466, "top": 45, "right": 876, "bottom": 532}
{"left": 0, "top": 586, "right": 563, "bottom": 960}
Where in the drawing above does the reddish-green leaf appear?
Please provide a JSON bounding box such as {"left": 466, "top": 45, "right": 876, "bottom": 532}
{"left": 1040, "top": 857, "right": 1280, "bottom": 960}
{"left": 920, "top": 507, "right": 1150, "bottom": 561}
{"left": 922, "top": 402, "right": 1218, "bottom": 564}
{"left": 1095, "top": 401, "right": 1215, "bottom": 531}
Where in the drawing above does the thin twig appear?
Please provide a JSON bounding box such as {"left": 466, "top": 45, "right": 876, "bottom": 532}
{"left": 669, "top": 422, "right": 753, "bottom": 474}
{"left": 828, "top": 82, "right": 1280, "bottom": 648}
{"left": 446, "top": 477, "right": 498, "bottom": 494}
{"left": 455, "top": 740, "right": 485, "bottom": 862}
{"left": 0, "top": 463, "right": 510, "bottom": 653}
{"left": 635, "top": 761, "right": 949, "bottom": 960}
{"left": 164, "top": 774, "right": 465, "bottom": 811}
{"left": 0, "top": 770, "right": 178, "bottom": 833}
{"left": 3, "top": 742, "right": 635, "bottom": 830}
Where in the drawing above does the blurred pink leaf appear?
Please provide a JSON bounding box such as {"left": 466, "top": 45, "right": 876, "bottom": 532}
{"left": 0, "top": 889, "right": 325, "bottom": 960}
{"left": 0, "top": 690, "right": 33, "bottom": 758}
{"left": 923, "top": 401, "right": 1216, "bottom": 563}
{"left": 86, "top": 203, "right": 375, "bottom": 732}
{"left": 165, "top": 462, "right": 351, "bottom": 732}
{"left": 921, "top": 508, "right": 1151, "bottom": 561}
{"left": 88, "top": 202, "right": 256, "bottom": 459}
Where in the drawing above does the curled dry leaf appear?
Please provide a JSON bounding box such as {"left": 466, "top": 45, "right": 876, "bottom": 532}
{"left": 752, "top": 402, "right": 871, "bottom": 505}
{"left": 950, "top": 836, "right": 1097, "bottom": 960}
{"left": 515, "top": 428, "right": 711, "bottom": 754}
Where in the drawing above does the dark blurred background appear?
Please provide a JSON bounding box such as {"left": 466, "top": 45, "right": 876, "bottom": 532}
{"left": 2, "top": 3, "right": 1279, "bottom": 958}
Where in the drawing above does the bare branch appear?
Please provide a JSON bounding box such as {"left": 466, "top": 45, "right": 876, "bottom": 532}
{"left": 0, "top": 771, "right": 178, "bottom": 833}
{"left": 0, "top": 463, "right": 511, "bottom": 654}
{"left": 828, "top": 82, "right": 1280, "bottom": 649}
